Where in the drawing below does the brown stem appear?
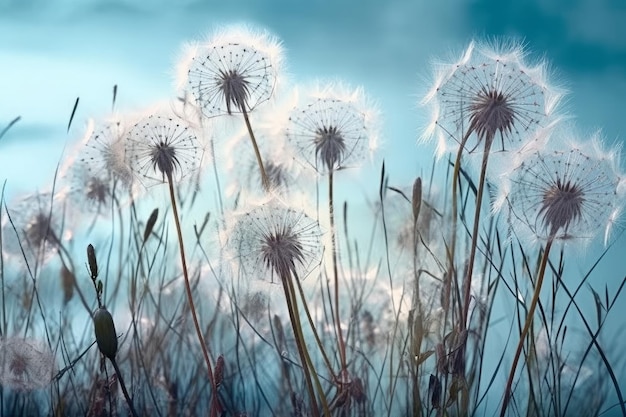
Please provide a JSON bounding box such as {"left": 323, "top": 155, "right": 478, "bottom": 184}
{"left": 242, "top": 107, "right": 270, "bottom": 192}
{"left": 461, "top": 137, "right": 493, "bottom": 331}
{"left": 328, "top": 171, "right": 347, "bottom": 373}
{"left": 166, "top": 173, "right": 219, "bottom": 417}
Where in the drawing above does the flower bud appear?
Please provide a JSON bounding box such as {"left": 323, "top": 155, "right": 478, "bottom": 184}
{"left": 94, "top": 307, "right": 118, "bottom": 360}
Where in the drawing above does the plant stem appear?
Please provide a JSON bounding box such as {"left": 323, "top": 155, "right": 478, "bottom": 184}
{"left": 461, "top": 138, "right": 493, "bottom": 331}
{"left": 329, "top": 170, "right": 347, "bottom": 373}
{"left": 279, "top": 270, "right": 321, "bottom": 417}
{"left": 242, "top": 107, "right": 270, "bottom": 192}
{"left": 500, "top": 237, "right": 554, "bottom": 417}
{"left": 166, "top": 173, "right": 219, "bottom": 417}
{"left": 110, "top": 357, "right": 139, "bottom": 417}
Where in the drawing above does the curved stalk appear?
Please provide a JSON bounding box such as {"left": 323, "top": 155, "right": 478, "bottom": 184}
{"left": 166, "top": 172, "right": 219, "bottom": 417}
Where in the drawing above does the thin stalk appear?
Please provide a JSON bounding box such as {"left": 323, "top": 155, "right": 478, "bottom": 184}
{"left": 500, "top": 237, "right": 554, "bottom": 417}
{"left": 242, "top": 107, "right": 270, "bottom": 192}
{"left": 293, "top": 271, "right": 337, "bottom": 380}
{"left": 287, "top": 271, "right": 331, "bottom": 416}
{"left": 329, "top": 170, "right": 347, "bottom": 373}
{"left": 461, "top": 138, "right": 493, "bottom": 331}
{"left": 279, "top": 270, "right": 321, "bottom": 417}
{"left": 110, "top": 357, "right": 139, "bottom": 417}
{"left": 166, "top": 173, "right": 219, "bottom": 417}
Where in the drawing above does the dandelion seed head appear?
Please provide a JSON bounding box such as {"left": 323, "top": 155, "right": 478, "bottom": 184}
{"left": 180, "top": 24, "right": 282, "bottom": 118}
{"left": 0, "top": 337, "right": 57, "bottom": 391}
{"left": 225, "top": 125, "right": 302, "bottom": 198}
{"left": 2, "top": 192, "right": 65, "bottom": 267}
{"left": 226, "top": 201, "right": 322, "bottom": 282}
{"left": 500, "top": 131, "right": 622, "bottom": 244}
{"left": 422, "top": 39, "right": 564, "bottom": 158}
{"left": 125, "top": 114, "right": 202, "bottom": 187}
{"left": 78, "top": 118, "right": 133, "bottom": 189}
{"left": 286, "top": 86, "right": 377, "bottom": 174}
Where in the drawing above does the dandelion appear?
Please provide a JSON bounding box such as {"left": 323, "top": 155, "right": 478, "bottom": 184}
{"left": 61, "top": 118, "right": 131, "bottom": 216}
{"left": 78, "top": 117, "right": 133, "bottom": 189}
{"left": 286, "top": 86, "right": 377, "bottom": 174}
{"left": 227, "top": 201, "right": 327, "bottom": 414}
{"left": 499, "top": 132, "right": 622, "bottom": 244}
{"left": 422, "top": 41, "right": 564, "bottom": 351}
{"left": 0, "top": 337, "right": 57, "bottom": 391}
{"left": 422, "top": 39, "right": 563, "bottom": 158}
{"left": 228, "top": 202, "right": 322, "bottom": 283}
{"left": 125, "top": 114, "right": 202, "bottom": 187}
{"left": 498, "top": 133, "right": 624, "bottom": 417}
{"left": 2, "top": 192, "right": 64, "bottom": 268}
{"left": 226, "top": 125, "right": 302, "bottom": 197}
{"left": 180, "top": 24, "right": 283, "bottom": 190}
{"left": 125, "top": 112, "right": 219, "bottom": 416}
{"left": 286, "top": 84, "right": 378, "bottom": 377}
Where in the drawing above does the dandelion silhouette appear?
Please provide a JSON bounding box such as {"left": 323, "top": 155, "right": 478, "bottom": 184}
{"left": 286, "top": 90, "right": 375, "bottom": 380}
{"left": 230, "top": 203, "right": 322, "bottom": 283}
{"left": 183, "top": 25, "right": 282, "bottom": 191}
{"left": 228, "top": 126, "right": 300, "bottom": 196}
{"left": 2, "top": 192, "right": 63, "bottom": 267}
{"left": 0, "top": 337, "right": 56, "bottom": 391}
{"left": 504, "top": 142, "right": 621, "bottom": 243}
{"left": 423, "top": 40, "right": 563, "bottom": 157}
{"left": 228, "top": 202, "right": 327, "bottom": 414}
{"left": 79, "top": 118, "right": 133, "bottom": 190}
{"left": 287, "top": 98, "right": 370, "bottom": 174}
{"left": 125, "top": 114, "right": 202, "bottom": 187}
{"left": 422, "top": 40, "right": 564, "bottom": 348}
{"left": 498, "top": 136, "right": 624, "bottom": 417}
{"left": 124, "top": 112, "right": 221, "bottom": 415}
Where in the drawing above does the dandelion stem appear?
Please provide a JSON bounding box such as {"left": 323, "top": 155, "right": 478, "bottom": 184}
{"left": 279, "top": 270, "right": 321, "bottom": 417}
{"left": 328, "top": 171, "right": 347, "bottom": 373}
{"left": 242, "top": 107, "right": 270, "bottom": 192}
{"left": 166, "top": 172, "right": 219, "bottom": 417}
{"left": 293, "top": 270, "right": 337, "bottom": 381}
{"left": 461, "top": 137, "right": 493, "bottom": 330}
{"left": 500, "top": 236, "right": 554, "bottom": 417}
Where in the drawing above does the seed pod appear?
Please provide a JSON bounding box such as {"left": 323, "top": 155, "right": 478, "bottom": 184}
{"left": 143, "top": 208, "right": 159, "bottom": 243}
{"left": 94, "top": 307, "right": 118, "bottom": 360}
{"left": 412, "top": 177, "right": 422, "bottom": 223}
{"left": 214, "top": 354, "right": 225, "bottom": 388}
{"left": 87, "top": 244, "right": 98, "bottom": 279}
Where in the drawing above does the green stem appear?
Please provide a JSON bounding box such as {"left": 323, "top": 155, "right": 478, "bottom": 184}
{"left": 500, "top": 237, "right": 554, "bottom": 417}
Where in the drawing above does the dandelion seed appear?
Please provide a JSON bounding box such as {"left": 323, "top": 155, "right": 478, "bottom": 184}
{"left": 125, "top": 114, "right": 202, "bottom": 187}
{"left": 0, "top": 337, "right": 57, "bottom": 391}
{"left": 286, "top": 87, "right": 377, "bottom": 174}
{"left": 182, "top": 25, "right": 282, "bottom": 118}
{"left": 499, "top": 131, "right": 623, "bottom": 244}
{"left": 422, "top": 39, "right": 564, "bottom": 158}
{"left": 227, "top": 201, "right": 322, "bottom": 282}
